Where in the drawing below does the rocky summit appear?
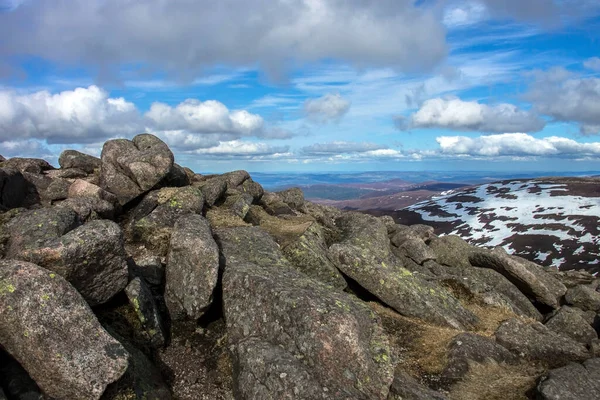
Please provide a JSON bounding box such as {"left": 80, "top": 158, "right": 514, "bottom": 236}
{"left": 1, "top": 134, "right": 600, "bottom": 400}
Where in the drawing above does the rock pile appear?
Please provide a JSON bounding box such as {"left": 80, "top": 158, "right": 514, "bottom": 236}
{"left": 1, "top": 134, "right": 599, "bottom": 400}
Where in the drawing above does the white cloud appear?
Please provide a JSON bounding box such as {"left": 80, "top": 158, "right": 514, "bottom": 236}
{"left": 406, "top": 97, "right": 545, "bottom": 133}
{"left": 0, "top": 139, "right": 50, "bottom": 158}
{"left": 443, "top": 1, "right": 488, "bottom": 28}
{"left": 526, "top": 68, "right": 600, "bottom": 135}
{"left": 302, "top": 141, "right": 386, "bottom": 155}
{"left": 0, "top": 0, "right": 447, "bottom": 79}
{"left": 0, "top": 85, "right": 142, "bottom": 144}
{"left": 584, "top": 57, "right": 600, "bottom": 71}
{"left": 189, "top": 140, "right": 289, "bottom": 159}
{"left": 304, "top": 93, "right": 351, "bottom": 123}
{"left": 437, "top": 133, "right": 600, "bottom": 157}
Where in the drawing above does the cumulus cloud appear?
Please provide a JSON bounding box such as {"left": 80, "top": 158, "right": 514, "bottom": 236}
{"left": 526, "top": 68, "right": 600, "bottom": 135}
{"left": 437, "top": 133, "right": 600, "bottom": 157}
{"left": 0, "top": 139, "right": 51, "bottom": 158}
{"left": 301, "top": 141, "right": 386, "bottom": 155}
{"left": 0, "top": 0, "right": 447, "bottom": 79}
{"left": 406, "top": 97, "right": 545, "bottom": 133}
{"left": 304, "top": 93, "right": 351, "bottom": 123}
{"left": 189, "top": 140, "right": 290, "bottom": 159}
{"left": 0, "top": 85, "right": 142, "bottom": 144}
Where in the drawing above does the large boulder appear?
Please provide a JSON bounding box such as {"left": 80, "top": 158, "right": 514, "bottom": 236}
{"left": 0, "top": 168, "right": 30, "bottom": 210}
{"left": 545, "top": 306, "right": 598, "bottom": 344}
{"left": 565, "top": 285, "right": 600, "bottom": 312}
{"left": 58, "top": 150, "right": 101, "bottom": 174}
{"left": 1, "top": 158, "right": 53, "bottom": 174}
{"left": 6, "top": 210, "right": 128, "bottom": 305}
{"left": 223, "top": 260, "right": 395, "bottom": 399}
{"left": 276, "top": 187, "right": 305, "bottom": 210}
{"left": 495, "top": 318, "right": 590, "bottom": 367}
{"left": 330, "top": 212, "right": 478, "bottom": 330}
{"left": 100, "top": 134, "right": 174, "bottom": 205}
{"left": 0, "top": 260, "right": 129, "bottom": 400}
{"left": 125, "top": 278, "right": 166, "bottom": 347}
{"left": 428, "top": 235, "right": 474, "bottom": 270}
{"left": 470, "top": 248, "right": 567, "bottom": 309}
{"left": 165, "top": 215, "right": 220, "bottom": 320}
{"left": 388, "top": 371, "right": 448, "bottom": 400}
{"left": 537, "top": 358, "right": 600, "bottom": 400}
{"left": 194, "top": 176, "right": 228, "bottom": 207}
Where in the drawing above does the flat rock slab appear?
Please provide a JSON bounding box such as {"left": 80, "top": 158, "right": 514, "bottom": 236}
{"left": 537, "top": 358, "right": 600, "bottom": 400}
{"left": 470, "top": 248, "right": 567, "bottom": 309}
{"left": 565, "top": 285, "right": 600, "bottom": 312}
{"left": 545, "top": 306, "right": 598, "bottom": 344}
{"left": 223, "top": 260, "right": 395, "bottom": 399}
{"left": 59, "top": 150, "right": 101, "bottom": 174}
{"left": 0, "top": 260, "right": 129, "bottom": 400}
{"left": 330, "top": 212, "right": 478, "bottom": 330}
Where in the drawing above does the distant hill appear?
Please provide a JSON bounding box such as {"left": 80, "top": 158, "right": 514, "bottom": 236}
{"left": 388, "top": 177, "right": 600, "bottom": 273}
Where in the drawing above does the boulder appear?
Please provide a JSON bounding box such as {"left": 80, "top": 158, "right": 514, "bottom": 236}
{"left": 130, "top": 255, "right": 164, "bottom": 288}
{"left": 100, "top": 134, "right": 174, "bottom": 205}
{"left": 43, "top": 178, "right": 71, "bottom": 202}
{"left": 240, "top": 178, "right": 264, "bottom": 202}
{"left": 157, "top": 163, "right": 190, "bottom": 188}
{"left": 220, "top": 191, "right": 253, "bottom": 219}
{"left": 330, "top": 212, "right": 478, "bottom": 330}
{"left": 470, "top": 248, "right": 567, "bottom": 309}
{"left": 260, "top": 191, "right": 295, "bottom": 216}
{"left": 565, "top": 285, "right": 600, "bottom": 312}
{"left": 165, "top": 215, "right": 219, "bottom": 320}
{"left": 495, "top": 318, "right": 590, "bottom": 367}
{"left": 58, "top": 197, "right": 116, "bottom": 221}
{"left": 0, "top": 168, "right": 29, "bottom": 210}
{"left": 545, "top": 306, "right": 598, "bottom": 344}
{"left": 7, "top": 212, "right": 128, "bottom": 305}
{"left": 442, "top": 333, "right": 518, "bottom": 381}
{"left": 58, "top": 150, "right": 101, "bottom": 174}
{"left": 388, "top": 371, "right": 448, "bottom": 400}
{"left": 276, "top": 187, "right": 305, "bottom": 210}
{"left": 68, "top": 179, "right": 118, "bottom": 204}
{"left": 46, "top": 167, "right": 89, "bottom": 180}
{"left": 1, "top": 158, "right": 53, "bottom": 174}
{"left": 195, "top": 176, "right": 228, "bottom": 207}
{"left": 223, "top": 260, "right": 395, "bottom": 399}
{"left": 125, "top": 277, "right": 166, "bottom": 347}
{"left": 537, "top": 358, "right": 600, "bottom": 400}
{"left": 395, "top": 237, "right": 437, "bottom": 265}
{"left": 428, "top": 235, "right": 474, "bottom": 270}
{"left": 221, "top": 170, "right": 250, "bottom": 188}
{"left": 0, "top": 260, "right": 129, "bottom": 400}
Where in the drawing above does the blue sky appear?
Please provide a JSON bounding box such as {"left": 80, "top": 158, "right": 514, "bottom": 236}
{"left": 0, "top": 0, "right": 600, "bottom": 173}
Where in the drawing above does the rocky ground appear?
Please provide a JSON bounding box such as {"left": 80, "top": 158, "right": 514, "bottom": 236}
{"left": 1, "top": 134, "right": 600, "bottom": 399}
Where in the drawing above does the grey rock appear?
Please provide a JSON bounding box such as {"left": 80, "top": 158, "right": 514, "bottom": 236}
{"left": 45, "top": 167, "right": 89, "bottom": 180}
{"left": 58, "top": 150, "right": 101, "bottom": 174}
{"left": 0, "top": 260, "right": 129, "bottom": 400}
{"left": 495, "top": 318, "right": 590, "bottom": 367}
{"left": 1, "top": 158, "right": 53, "bottom": 174}
{"left": 221, "top": 170, "right": 250, "bottom": 188}
{"left": 330, "top": 212, "right": 478, "bottom": 330}
{"left": 166, "top": 215, "right": 219, "bottom": 320}
{"left": 565, "top": 285, "right": 600, "bottom": 312}
{"left": 223, "top": 260, "right": 394, "bottom": 399}
{"left": 131, "top": 256, "right": 165, "bottom": 288}
{"left": 395, "top": 237, "right": 437, "bottom": 265}
{"left": 0, "top": 350, "right": 44, "bottom": 400}
{"left": 240, "top": 178, "right": 264, "bottom": 202}
{"left": 442, "top": 333, "right": 518, "bottom": 381}
{"left": 409, "top": 224, "right": 436, "bottom": 242}
{"left": 470, "top": 248, "right": 567, "bottom": 309}
{"left": 58, "top": 197, "right": 116, "bottom": 221}
{"left": 428, "top": 235, "right": 474, "bottom": 270}
{"left": 157, "top": 163, "right": 190, "bottom": 188}
{"left": 125, "top": 278, "right": 166, "bottom": 347}
{"left": 100, "top": 134, "right": 174, "bottom": 205}
{"left": 68, "top": 179, "right": 118, "bottom": 204}
{"left": 546, "top": 306, "right": 598, "bottom": 344}
{"left": 276, "top": 187, "right": 305, "bottom": 210}
{"left": 43, "top": 178, "right": 71, "bottom": 202}
{"left": 537, "top": 358, "right": 600, "bottom": 400}
{"left": 388, "top": 371, "right": 448, "bottom": 400}
{"left": 260, "top": 191, "right": 295, "bottom": 216}
{"left": 195, "top": 176, "right": 228, "bottom": 207}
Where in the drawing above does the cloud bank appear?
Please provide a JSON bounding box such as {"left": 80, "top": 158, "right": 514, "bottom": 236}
{"left": 304, "top": 93, "right": 351, "bottom": 123}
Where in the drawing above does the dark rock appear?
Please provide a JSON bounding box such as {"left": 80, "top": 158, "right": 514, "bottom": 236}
{"left": 302, "top": 201, "right": 342, "bottom": 245}
{"left": 0, "top": 260, "right": 129, "bottom": 399}
{"left": 537, "top": 358, "right": 600, "bottom": 400}
{"left": 165, "top": 215, "right": 219, "bottom": 320}
{"left": 545, "top": 306, "right": 598, "bottom": 344}
{"left": 58, "top": 197, "right": 116, "bottom": 221}
{"left": 260, "top": 191, "right": 295, "bottom": 216}
{"left": 565, "top": 285, "right": 600, "bottom": 312}
{"left": 429, "top": 235, "right": 474, "bottom": 270}
{"left": 195, "top": 177, "right": 228, "bottom": 207}
{"left": 495, "top": 318, "right": 590, "bottom": 367}
{"left": 0, "top": 168, "right": 29, "bottom": 210}
{"left": 43, "top": 178, "right": 71, "bottom": 203}
{"left": 125, "top": 277, "right": 166, "bottom": 347}
{"left": 7, "top": 212, "right": 128, "bottom": 305}
{"left": 330, "top": 212, "right": 478, "bottom": 330}
{"left": 1, "top": 158, "right": 54, "bottom": 174}
{"left": 220, "top": 191, "right": 253, "bottom": 219}
{"left": 276, "top": 187, "right": 305, "bottom": 210}
{"left": 388, "top": 371, "right": 448, "bottom": 400}
{"left": 240, "top": 178, "right": 264, "bottom": 202}
{"left": 223, "top": 260, "right": 395, "bottom": 399}
{"left": 157, "top": 163, "right": 190, "bottom": 188}
{"left": 470, "top": 248, "right": 567, "bottom": 309}
{"left": 100, "top": 134, "right": 174, "bottom": 205}
{"left": 549, "top": 270, "right": 599, "bottom": 289}
{"left": 221, "top": 170, "right": 249, "bottom": 188}
{"left": 131, "top": 255, "right": 164, "bottom": 288}
{"left": 395, "top": 237, "right": 437, "bottom": 265}
{"left": 442, "top": 333, "right": 518, "bottom": 381}
{"left": 409, "top": 224, "right": 436, "bottom": 242}
{"left": 58, "top": 150, "right": 101, "bottom": 174}
{"left": 0, "top": 350, "right": 44, "bottom": 400}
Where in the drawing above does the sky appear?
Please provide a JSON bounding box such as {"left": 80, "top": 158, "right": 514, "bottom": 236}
{"left": 0, "top": 0, "right": 600, "bottom": 173}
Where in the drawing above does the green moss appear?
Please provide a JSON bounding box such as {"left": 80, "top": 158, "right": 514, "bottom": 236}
{"left": 49, "top": 273, "right": 56, "bottom": 279}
